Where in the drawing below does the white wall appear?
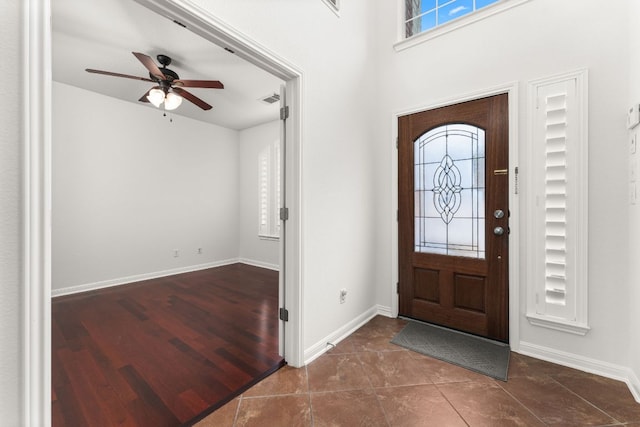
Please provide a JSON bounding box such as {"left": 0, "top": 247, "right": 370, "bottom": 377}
{"left": 8, "top": 1, "right": 638, "bottom": 422}
{"left": 238, "top": 120, "right": 280, "bottom": 269}
{"left": 628, "top": 0, "right": 640, "bottom": 397}
{"left": 375, "top": 0, "right": 632, "bottom": 368}
{"left": 190, "top": 0, "right": 380, "bottom": 351}
{"left": 0, "top": 0, "right": 24, "bottom": 424}
{"left": 52, "top": 82, "right": 241, "bottom": 292}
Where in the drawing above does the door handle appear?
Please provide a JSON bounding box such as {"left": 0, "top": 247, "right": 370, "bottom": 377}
{"left": 493, "top": 226, "right": 504, "bottom": 236}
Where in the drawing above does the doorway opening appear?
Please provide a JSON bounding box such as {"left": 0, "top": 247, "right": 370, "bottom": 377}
{"left": 398, "top": 94, "right": 509, "bottom": 342}
{"left": 24, "top": 0, "right": 303, "bottom": 424}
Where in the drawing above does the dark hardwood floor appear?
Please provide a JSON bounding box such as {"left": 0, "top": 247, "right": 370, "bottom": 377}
{"left": 52, "top": 263, "right": 283, "bottom": 427}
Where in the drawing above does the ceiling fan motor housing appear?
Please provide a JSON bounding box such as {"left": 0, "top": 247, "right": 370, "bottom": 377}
{"left": 86, "top": 51, "right": 220, "bottom": 111}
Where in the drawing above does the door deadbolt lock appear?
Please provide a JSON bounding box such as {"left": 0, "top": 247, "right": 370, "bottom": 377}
{"left": 494, "top": 209, "right": 505, "bottom": 219}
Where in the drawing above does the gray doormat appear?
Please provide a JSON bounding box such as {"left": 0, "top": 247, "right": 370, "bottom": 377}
{"left": 391, "top": 320, "right": 510, "bottom": 381}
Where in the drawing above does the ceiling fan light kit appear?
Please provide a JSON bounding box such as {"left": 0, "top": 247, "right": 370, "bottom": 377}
{"left": 86, "top": 52, "right": 223, "bottom": 112}
{"left": 147, "top": 88, "right": 165, "bottom": 108}
{"left": 146, "top": 88, "right": 183, "bottom": 110}
{"left": 163, "top": 91, "right": 183, "bottom": 110}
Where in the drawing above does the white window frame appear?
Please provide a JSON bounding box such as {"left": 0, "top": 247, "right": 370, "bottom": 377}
{"left": 525, "top": 69, "right": 590, "bottom": 336}
{"left": 395, "top": 0, "right": 531, "bottom": 52}
{"left": 259, "top": 139, "right": 281, "bottom": 240}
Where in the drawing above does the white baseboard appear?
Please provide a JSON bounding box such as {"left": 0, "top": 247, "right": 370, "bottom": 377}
{"left": 629, "top": 368, "right": 640, "bottom": 403}
{"left": 237, "top": 258, "right": 280, "bottom": 271}
{"left": 303, "top": 305, "right": 392, "bottom": 365}
{"left": 376, "top": 304, "right": 393, "bottom": 318}
{"left": 519, "top": 341, "right": 640, "bottom": 403}
{"left": 51, "top": 258, "right": 276, "bottom": 297}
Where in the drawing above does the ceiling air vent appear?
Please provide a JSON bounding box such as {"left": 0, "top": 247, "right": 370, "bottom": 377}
{"left": 260, "top": 93, "right": 280, "bottom": 105}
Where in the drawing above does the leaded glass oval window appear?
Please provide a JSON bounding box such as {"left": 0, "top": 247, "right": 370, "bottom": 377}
{"left": 414, "top": 123, "right": 485, "bottom": 258}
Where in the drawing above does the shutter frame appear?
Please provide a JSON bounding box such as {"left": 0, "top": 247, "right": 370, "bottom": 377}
{"left": 526, "top": 69, "right": 590, "bottom": 336}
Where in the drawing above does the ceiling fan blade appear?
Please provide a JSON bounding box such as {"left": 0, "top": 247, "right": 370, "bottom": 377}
{"left": 138, "top": 86, "right": 161, "bottom": 103}
{"left": 86, "top": 68, "right": 154, "bottom": 82}
{"left": 172, "top": 87, "right": 212, "bottom": 110}
{"left": 132, "top": 52, "right": 166, "bottom": 80}
{"left": 174, "top": 79, "right": 224, "bottom": 89}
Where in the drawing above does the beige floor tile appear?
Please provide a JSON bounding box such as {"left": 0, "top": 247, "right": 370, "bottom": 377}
{"left": 408, "top": 352, "right": 496, "bottom": 384}
{"left": 311, "top": 389, "right": 387, "bottom": 427}
{"left": 550, "top": 370, "right": 640, "bottom": 423}
{"left": 498, "top": 375, "right": 616, "bottom": 426}
{"left": 193, "top": 398, "right": 238, "bottom": 427}
{"left": 235, "top": 395, "right": 311, "bottom": 427}
{"left": 192, "top": 315, "right": 640, "bottom": 427}
{"left": 438, "top": 381, "right": 546, "bottom": 426}
{"left": 243, "top": 365, "right": 308, "bottom": 397}
{"left": 376, "top": 384, "right": 467, "bottom": 427}
{"left": 358, "top": 350, "right": 433, "bottom": 387}
{"left": 307, "top": 353, "right": 371, "bottom": 392}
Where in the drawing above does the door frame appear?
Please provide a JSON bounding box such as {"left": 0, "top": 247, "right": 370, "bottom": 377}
{"left": 23, "top": 0, "right": 304, "bottom": 424}
{"left": 391, "top": 83, "right": 520, "bottom": 347}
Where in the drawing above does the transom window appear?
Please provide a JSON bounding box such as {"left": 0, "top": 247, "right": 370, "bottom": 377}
{"left": 405, "top": 0, "right": 500, "bottom": 38}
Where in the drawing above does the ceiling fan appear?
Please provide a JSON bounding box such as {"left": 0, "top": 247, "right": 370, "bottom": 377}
{"left": 86, "top": 52, "right": 224, "bottom": 111}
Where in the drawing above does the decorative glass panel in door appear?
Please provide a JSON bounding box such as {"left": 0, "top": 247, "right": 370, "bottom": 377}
{"left": 414, "top": 124, "right": 485, "bottom": 258}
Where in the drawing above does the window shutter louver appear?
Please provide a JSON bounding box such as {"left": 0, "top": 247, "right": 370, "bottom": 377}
{"left": 527, "top": 70, "right": 590, "bottom": 335}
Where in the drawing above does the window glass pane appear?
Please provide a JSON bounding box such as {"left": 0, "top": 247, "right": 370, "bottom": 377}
{"left": 437, "top": 0, "right": 473, "bottom": 26}
{"left": 420, "top": 12, "right": 437, "bottom": 32}
{"left": 405, "top": 0, "right": 502, "bottom": 38}
{"left": 414, "top": 123, "right": 485, "bottom": 258}
{"left": 475, "top": 0, "right": 500, "bottom": 8}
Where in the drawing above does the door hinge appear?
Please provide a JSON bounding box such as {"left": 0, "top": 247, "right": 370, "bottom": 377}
{"left": 396, "top": 282, "right": 400, "bottom": 293}
{"left": 279, "top": 307, "right": 289, "bottom": 322}
{"left": 514, "top": 166, "right": 519, "bottom": 194}
{"left": 279, "top": 207, "right": 289, "bottom": 221}
{"left": 396, "top": 209, "right": 399, "bottom": 222}
{"left": 280, "top": 106, "right": 289, "bottom": 120}
{"left": 396, "top": 137, "right": 398, "bottom": 149}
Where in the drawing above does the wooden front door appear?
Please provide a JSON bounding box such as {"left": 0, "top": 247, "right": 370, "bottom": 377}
{"left": 398, "top": 94, "right": 509, "bottom": 342}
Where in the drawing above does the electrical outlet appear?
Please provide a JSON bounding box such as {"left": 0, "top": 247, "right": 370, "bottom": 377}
{"left": 339, "top": 288, "right": 347, "bottom": 304}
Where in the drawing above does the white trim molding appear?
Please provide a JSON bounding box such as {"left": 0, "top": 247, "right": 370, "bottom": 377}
{"left": 24, "top": 0, "right": 52, "bottom": 426}
{"left": 525, "top": 69, "right": 589, "bottom": 335}
{"left": 519, "top": 341, "right": 640, "bottom": 403}
{"left": 238, "top": 258, "right": 280, "bottom": 272}
{"left": 304, "top": 306, "right": 381, "bottom": 365}
{"left": 51, "top": 258, "right": 249, "bottom": 298}
{"left": 27, "top": 1, "right": 305, "bottom": 424}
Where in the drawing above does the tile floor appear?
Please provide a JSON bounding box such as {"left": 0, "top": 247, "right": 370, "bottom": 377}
{"left": 195, "top": 316, "right": 640, "bottom": 426}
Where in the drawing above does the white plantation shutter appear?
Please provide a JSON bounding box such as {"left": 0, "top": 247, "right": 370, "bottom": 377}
{"left": 258, "top": 140, "right": 280, "bottom": 239}
{"left": 527, "top": 70, "right": 590, "bottom": 335}
{"left": 259, "top": 148, "right": 270, "bottom": 236}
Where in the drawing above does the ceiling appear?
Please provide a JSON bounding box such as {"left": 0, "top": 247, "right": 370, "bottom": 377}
{"left": 52, "top": 0, "right": 284, "bottom": 130}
